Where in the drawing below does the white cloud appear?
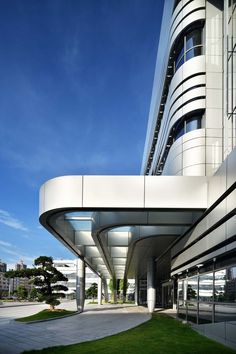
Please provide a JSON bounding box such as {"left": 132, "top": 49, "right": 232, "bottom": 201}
{"left": 0, "top": 209, "right": 29, "bottom": 232}
{"left": 0, "top": 245, "right": 35, "bottom": 268}
{"left": 0, "top": 240, "right": 12, "bottom": 247}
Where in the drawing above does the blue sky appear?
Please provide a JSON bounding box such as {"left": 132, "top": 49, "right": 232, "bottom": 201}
{"left": 0, "top": 0, "right": 164, "bottom": 269}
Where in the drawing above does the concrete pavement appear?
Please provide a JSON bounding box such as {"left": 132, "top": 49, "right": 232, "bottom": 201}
{"left": 0, "top": 301, "right": 150, "bottom": 353}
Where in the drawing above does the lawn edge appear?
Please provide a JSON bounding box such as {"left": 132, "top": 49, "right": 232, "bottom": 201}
{"left": 15, "top": 310, "right": 80, "bottom": 324}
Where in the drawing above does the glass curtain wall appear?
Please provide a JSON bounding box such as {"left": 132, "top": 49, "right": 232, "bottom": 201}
{"left": 177, "top": 265, "right": 236, "bottom": 324}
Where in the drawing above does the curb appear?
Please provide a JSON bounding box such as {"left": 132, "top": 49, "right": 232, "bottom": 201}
{"left": 16, "top": 310, "right": 81, "bottom": 324}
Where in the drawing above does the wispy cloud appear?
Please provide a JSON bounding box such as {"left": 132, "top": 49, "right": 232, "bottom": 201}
{"left": 0, "top": 209, "right": 29, "bottom": 232}
{"left": 0, "top": 240, "right": 12, "bottom": 247}
{"left": 0, "top": 242, "right": 36, "bottom": 267}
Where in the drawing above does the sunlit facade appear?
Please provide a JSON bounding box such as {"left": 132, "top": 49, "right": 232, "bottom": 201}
{"left": 39, "top": 0, "right": 236, "bottom": 349}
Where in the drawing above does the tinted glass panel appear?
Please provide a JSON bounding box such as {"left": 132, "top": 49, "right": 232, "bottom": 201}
{"left": 175, "top": 122, "right": 184, "bottom": 140}
{"left": 178, "top": 280, "right": 183, "bottom": 304}
{"left": 215, "top": 304, "right": 236, "bottom": 322}
{"left": 226, "top": 266, "right": 236, "bottom": 302}
{"left": 186, "top": 28, "right": 202, "bottom": 50}
{"left": 187, "top": 301, "right": 198, "bottom": 323}
{"left": 175, "top": 55, "right": 184, "bottom": 71}
{"left": 186, "top": 117, "right": 201, "bottom": 133}
{"left": 199, "top": 273, "right": 213, "bottom": 302}
{"left": 186, "top": 46, "right": 203, "bottom": 61}
{"left": 187, "top": 277, "right": 198, "bottom": 301}
{"left": 215, "top": 269, "right": 227, "bottom": 302}
{"left": 198, "top": 303, "right": 212, "bottom": 324}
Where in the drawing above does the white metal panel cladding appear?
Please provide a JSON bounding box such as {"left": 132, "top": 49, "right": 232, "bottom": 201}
{"left": 163, "top": 129, "right": 206, "bottom": 176}
{"left": 83, "top": 176, "right": 145, "bottom": 208}
{"left": 144, "top": 176, "right": 207, "bottom": 209}
{"left": 39, "top": 176, "right": 83, "bottom": 214}
{"left": 171, "top": 10, "right": 206, "bottom": 46}
{"left": 169, "top": 56, "right": 205, "bottom": 99}
{"left": 39, "top": 175, "right": 208, "bottom": 216}
{"left": 149, "top": 56, "right": 206, "bottom": 175}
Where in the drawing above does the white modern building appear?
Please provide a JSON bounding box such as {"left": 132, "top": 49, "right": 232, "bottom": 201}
{"left": 53, "top": 259, "right": 99, "bottom": 298}
{"left": 39, "top": 0, "right": 235, "bottom": 346}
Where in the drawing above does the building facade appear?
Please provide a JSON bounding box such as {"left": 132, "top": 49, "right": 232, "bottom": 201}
{"left": 0, "top": 261, "right": 9, "bottom": 298}
{"left": 141, "top": 0, "right": 236, "bottom": 326}
{"left": 39, "top": 0, "right": 236, "bottom": 346}
{"left": 53, "top": 259, "right": 99, "bottom": 298}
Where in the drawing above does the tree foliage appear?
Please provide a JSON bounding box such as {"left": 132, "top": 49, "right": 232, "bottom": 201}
{"left": 85, "top": 282, "right": 98, "bottom": 301}
{"left": 5, "top": 256, "right": 68, "bottom": 310}
{"left": 16, "top": 285, "right": 28, "bottom": 300}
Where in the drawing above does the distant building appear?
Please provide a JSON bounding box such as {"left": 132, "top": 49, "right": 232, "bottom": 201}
{"left": 0, "top": 261, "right": 9, "bottom": 298}
{"left": 8, "top": 261, "right": 33, "bottom": 294}
{"left": 0, "top": 260, "right": 7, "bottom": 273}
{"left": 53, "top": 259, "right": 99, "bottom": 298}
{"left": 15, "top": 260, "right": 27, "bottom": 271}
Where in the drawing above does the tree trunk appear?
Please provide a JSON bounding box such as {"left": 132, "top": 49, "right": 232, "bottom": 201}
{"left": 50, "top": 304, "right": 55, "bottom": 311}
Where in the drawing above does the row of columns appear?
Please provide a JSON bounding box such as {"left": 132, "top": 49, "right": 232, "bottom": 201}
{"left": 135, "top": 258, "right": 156, "bottom": 313}
{"left": 76, "top": 257, "right": 157, "bottom": 313}
{"left": 76, "top": 258, "right": 108, "bottom": 312}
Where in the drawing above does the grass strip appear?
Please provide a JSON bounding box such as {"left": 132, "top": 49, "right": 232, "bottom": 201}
{"left": 16, "top": 309, "right": 77, "bottom": 322}
{"left": 23, "top": 313, "right": 236, "bottom": 353}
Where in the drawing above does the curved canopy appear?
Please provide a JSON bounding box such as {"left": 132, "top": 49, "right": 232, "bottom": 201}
{"left": 39, "top": 175, "right": 208, "bottom": 280}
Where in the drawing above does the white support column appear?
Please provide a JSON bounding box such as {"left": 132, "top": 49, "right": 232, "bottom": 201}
{"left": 135, "top": 275, "right": 139, "bottom": 306}
{"left": 103, "top": 278, "right": 108, "bottom": 302}
{"left": 76, "top": 258, "right": 85, "bottom": 312}
{"left": 98, "top": 276, "right": 102, "bottom": 305}
{"left": 147, "top": 257, "right": 156, "bottom": 313}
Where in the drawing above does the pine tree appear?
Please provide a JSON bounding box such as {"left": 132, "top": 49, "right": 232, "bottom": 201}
{"left": 5, "top": 256, "right": 68, "bottom": 310}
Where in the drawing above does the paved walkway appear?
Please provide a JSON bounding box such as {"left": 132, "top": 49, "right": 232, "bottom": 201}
{"left": 0, "top": 301, "right": 150, "bottom": 353}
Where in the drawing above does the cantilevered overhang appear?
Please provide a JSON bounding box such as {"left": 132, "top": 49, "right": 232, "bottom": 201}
{"left": 39, "top": 175, "right": 208, "bottom": 280}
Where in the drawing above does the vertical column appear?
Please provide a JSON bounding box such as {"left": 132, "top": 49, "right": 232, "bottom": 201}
{"left": 98, "top": 276, "right": 102, "bottom": 305}
{"left": 135, "top": 275, "right": 139, "bottom": 306}
{"left": 102, "top": 278, "right": 109, "bottom": 303}
{"left": 147, "top": 257, "right": 156, "bottom": 313}
{"left": 113, "top": 278, "right": 117, "bottom": 303}
{"left": 76, "top": 258, "right": 85, "bottom": 312}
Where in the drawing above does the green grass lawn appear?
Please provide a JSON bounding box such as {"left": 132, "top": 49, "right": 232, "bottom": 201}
{"left": 23, "top": 313, "right": 236, "bottom": 353}
{"left": 16, "top": 309, "right": 77, "bottom": 322}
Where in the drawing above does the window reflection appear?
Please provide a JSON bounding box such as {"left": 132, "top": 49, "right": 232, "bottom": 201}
{"left": 198, "top": 303, "right": 213, "bottom": 324}
{"left": 215, "top": 267, "right": 236, "bottom": 302}
{"left": 215, "top": 269, "right": 226, "bottom": 302}
{"left": 215, "top": 304, "right": 236, "bottom": 322}
{"left": 199, "top": 273, "right": 213, "bottom": 302}
{"left": 187, "top": 301, "right": 198, "bottom": 323}
{"left": 177, "top": 265, "right": 236, "bottom": 324}
{"left": 187, "top": 277, "right": 198, "bottom": 301}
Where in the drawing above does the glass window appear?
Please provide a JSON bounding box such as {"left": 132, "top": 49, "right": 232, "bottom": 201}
{"left": 215, "top": 267, "right": 236, "bottom": 303}
{"left": 178, "top": 280, "right": 183, "bottom": 304}
{"left": 186, "top": 116, "right": 201, "bottom": 133}
{"left": 226, "top": 266, "right": 236, "bottom": 302}
{"left": 186, "top": 46, "right": 203, "bottom": 61}
{"left": 187, "top": 301, "right": 198, "bottom": 323}
{"left": 215, "top": 304, "right": 236, "bottom": 322}
{"left": 186, "top": 28, "right": 202, "bottom": 50}
{"left": 215, "top": 269, "right": 227, "bottom": 302}
{"left": 187, "top": 276, "right": 198, "bottom": 301}
{"left": 178, "top": 280, "right": 187, "bottom": 321}
{"left": 175, "top": 56, "right": 184, "bottom": 71}
{"left": 174, "top": 121, "right": 184, "bottom": 140}
{"left": 198, "top": 303, "right": 213, "bottom": 324}
{"left": 174, "top": 26, "right": 203, "bottom": 72}
{"left": 199, "top": 273, "right": 213, "bottom": 302}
